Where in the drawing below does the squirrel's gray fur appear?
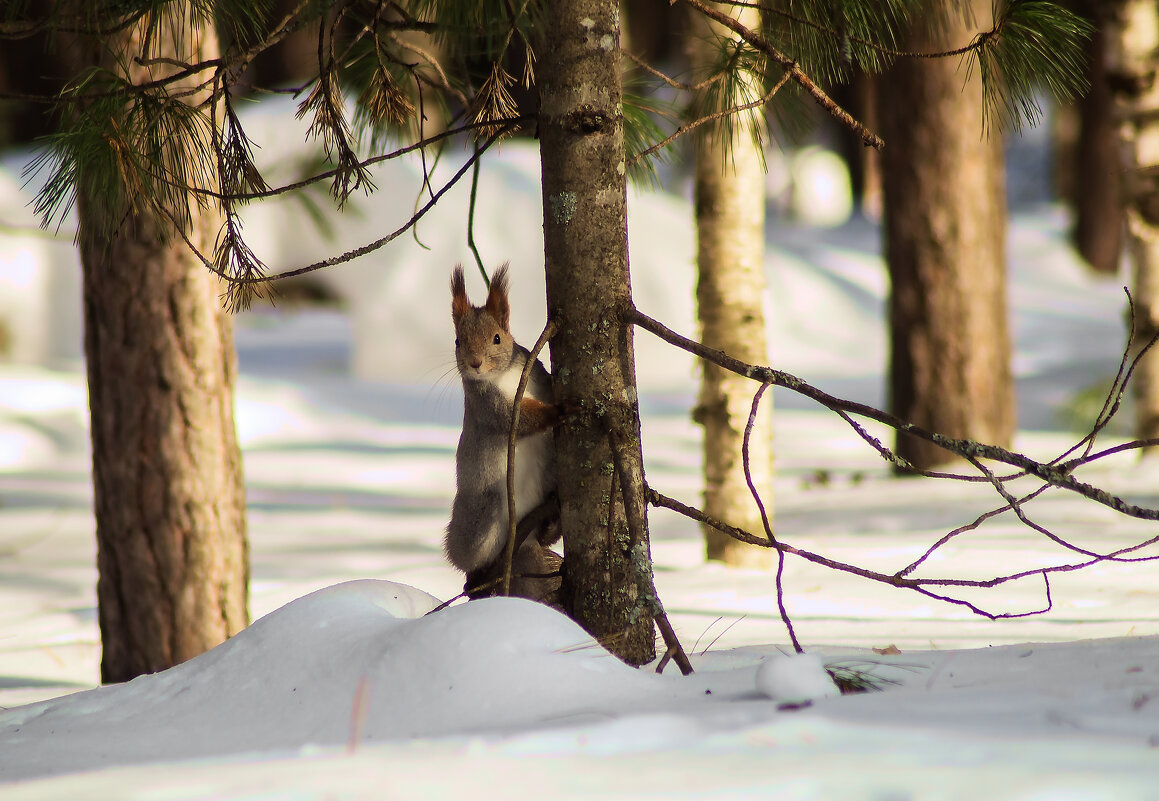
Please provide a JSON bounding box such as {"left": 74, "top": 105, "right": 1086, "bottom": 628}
{"left": 445, "top": 264, "right": 559, "bottom": 578}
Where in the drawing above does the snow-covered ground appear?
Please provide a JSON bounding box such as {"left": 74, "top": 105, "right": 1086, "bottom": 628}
{"left": 2, "top": 125, "right": 1159, "bottom": 797}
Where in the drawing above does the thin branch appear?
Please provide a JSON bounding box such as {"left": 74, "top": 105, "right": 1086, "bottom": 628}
{"left": 607, "top": 428, "right": 694, "bottom": 676}
{"left": 503, "top": 318, "right": 560, "bottom": 596}
{"left": 629, "top": 69, "right": 790, "bottom": 167}
{"left": 168, "top": 125, "right": 514, "bottom": 290}
{"left": 647, "top": 486, "right": 1158, "bottom": 610}
{"left": 896, "top": 482, "right": 1052, "bottom": 578}
{"left": 628, "top": 307, "right": 1159, "bottom": 521}
{"left": 192, "top": 117, "right": 530, "bottom": 205}
{"left": 621, "top": 49, "right": 726, "bottom": 93}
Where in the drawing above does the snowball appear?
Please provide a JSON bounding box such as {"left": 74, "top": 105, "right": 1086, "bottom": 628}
{"left": 754, "top": 653, "right": 839, "bottom": 703}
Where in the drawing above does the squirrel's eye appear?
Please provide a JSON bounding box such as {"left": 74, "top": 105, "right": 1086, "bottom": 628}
{"left": 493, "top": 334, "right": 501, "bottom": 345}
{"left": 454, "top": 338, "right": 459, "bottom": 349}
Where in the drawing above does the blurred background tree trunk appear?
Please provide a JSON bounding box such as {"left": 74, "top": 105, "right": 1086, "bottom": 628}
{"left": 689, "top": 2, "right": 774, "bottom": 568}
{"left": 1108, "top": 0, "right": 1159, "bottom": 446}
{"left": 878, "top": 1, "right": 1015, "bottom": 471}
{"left": 1072, "top": 0, "right": 1124, "bottom": 276}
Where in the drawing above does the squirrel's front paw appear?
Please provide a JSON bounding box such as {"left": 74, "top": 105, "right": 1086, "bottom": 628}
{"left": 556, "top": 399, "right": 582, "bottom": 420}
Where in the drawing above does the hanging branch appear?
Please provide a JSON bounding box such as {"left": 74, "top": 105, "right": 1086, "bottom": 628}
{"left": 467, "top": 152, "right": 487, "bottom": 282}
{"left": 162, "top": 125, "right": 517, "bottom": 304}
{"left": 742, "top": 383, "right": 801, "bottom": 654}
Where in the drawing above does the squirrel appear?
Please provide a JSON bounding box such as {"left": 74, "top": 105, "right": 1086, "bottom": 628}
{"left": 445, "top": 263, "right": 564, "bottom": 600}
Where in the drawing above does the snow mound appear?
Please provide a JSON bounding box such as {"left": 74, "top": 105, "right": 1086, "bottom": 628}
{"left": 0, "top": 580, "right": 681, "bottom": 781}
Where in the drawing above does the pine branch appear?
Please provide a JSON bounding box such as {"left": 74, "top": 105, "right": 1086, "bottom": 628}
{"left": 681, "top": 0, "right": 884, "bottom": 148}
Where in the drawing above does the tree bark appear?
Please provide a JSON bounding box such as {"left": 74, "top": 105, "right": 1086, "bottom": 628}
{"left": 1108, "top": 1, "right": 1159, "bottom": 445}
{"left": 78, "top": 11, "right": 249, "bottom": 683}
{"left": 690, "top": 3, "right": 774, "bottom": 568}
{"left": 538, "top": 0, "right": 656, "bottom": 666}
{"left": 878, "top": 2, "right": 1015, "bottom": 471}
{"left": 1073, "top": 2, "right": 1124, "bottom": 275}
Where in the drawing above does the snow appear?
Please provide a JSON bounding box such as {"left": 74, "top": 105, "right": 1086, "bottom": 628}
{"left": 3, "top": 112, "right": 1159, "bottom": 797}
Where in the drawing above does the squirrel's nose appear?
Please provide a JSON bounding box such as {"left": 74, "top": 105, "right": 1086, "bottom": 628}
{"left": 469, "top": 358, "right": 483, "bottom": 370}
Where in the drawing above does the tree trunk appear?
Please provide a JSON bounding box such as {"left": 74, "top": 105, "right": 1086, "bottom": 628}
{"left": 1109, "top": 1, "right": 1159, "bottom": 444}
{"left": 78, "top": 12, "right": 249, "bottom": 684}
{"left": 1073, "top": 2, "right": 1124, "bottom": 275}
{"left": 878, "top": 2, "right": 1015, "bottom": 471}
{"left": 538, "top": 0, "right": 656, "bottom": 666}
{"left": 690, "top": 3, "right": 774, "bottom": 568}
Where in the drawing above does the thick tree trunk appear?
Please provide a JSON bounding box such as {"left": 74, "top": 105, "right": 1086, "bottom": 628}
{"left": 538, "top": 0, "right": 656, "bottom": 666}
{"left": 691, "top": 3, "right": 774, "bottom": 568}
{"left": 1108, "top": 1, "right": 1159, "bottom": 444}
{"left": 1073, "top": 3, "right": 1124, "bottom": 275}
{"left": 78, "top": 13, "right": 249, "bottom": 684}
{"left": 878, "top": 3, "right": 1015, "bottom": 471}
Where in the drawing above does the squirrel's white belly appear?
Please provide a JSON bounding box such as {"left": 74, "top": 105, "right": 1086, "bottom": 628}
{"left": 487, "top": 430, "right": 553, "bottom": 519}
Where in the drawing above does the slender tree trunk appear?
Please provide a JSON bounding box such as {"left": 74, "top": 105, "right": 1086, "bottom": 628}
{"left": 538, "top": 0, "right": 656, "bottom": 666}
{"left": 1109, "top": 0, "right": 1159, "bottom": 444}
{"left": 1073, "top": 2, "right": 1124, "bottom": 275}
{"left": 78, "top": 12, "right": 249, "bottom": 683}
{"left": 690, "top": 3, "right": 774, "bottom": 568}
{"left": 878, "top": 2, "right": 1015, "bottom": 471}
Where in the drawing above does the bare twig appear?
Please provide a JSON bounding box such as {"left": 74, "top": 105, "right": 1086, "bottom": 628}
{"left": 606, "top": 428, "right": 695, "bottom": 676}
{"left": 621, "top": 49, "right": 726, "bottom": 93}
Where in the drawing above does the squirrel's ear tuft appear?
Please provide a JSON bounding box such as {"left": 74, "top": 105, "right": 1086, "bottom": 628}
{"left": 486, "top": 263, "right": 511, "bottom": 330}
{"left": 451, "top": 265, "right": 470, "bottom": 321}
